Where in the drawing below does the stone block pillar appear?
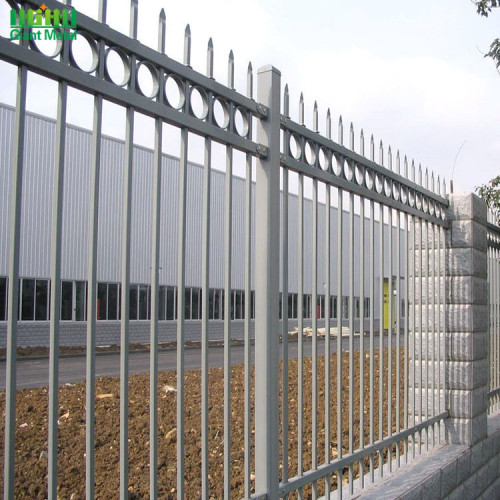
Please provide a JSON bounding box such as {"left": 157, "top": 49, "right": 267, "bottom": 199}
{"left": 445, "top": 193, "right": 489, "bottom": 446}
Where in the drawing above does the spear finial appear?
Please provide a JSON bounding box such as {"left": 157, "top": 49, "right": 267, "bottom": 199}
{"left": 418, "top": 163, "right": 423, "bottom": 185}
{"left": 370, "top": 134, "right": 375, "bottom": 161}
{"left": 379, "top": 140, "right": 384, "bottom": 166}
{"left": 299, "top": 93, "right": 304, "bottom": 125}
{"left": 425, "top": 167, "right": 429, "bottom": 189}
{"left": 404, "top": 155, "right": 408, "bottom": 178}
{"left": 206, "top": 38, "right": 213, "bottom": 78}
{"left": 396, "top": 150, "right": 400, "bottom": 174}
{"left": 228, "top": 50, "right": 234, "bottom": 89}
{"left": 349, "top": 122, "right": 354, "bottom": 150}
{"left": 431, "top": 171, "right": 435, "bottom": 193}
{"left": 158, "top": 9, "right": 166, "bottom": 54}
{"left": 313, "top": 101, "right": 318, "bottom": 132}
{"left": 326, "top": 108, "right": 331, "bottom": 139}
{"left": 338, "top": 115, "right": 343, "bottom": 145}
{"left": 360, "top": 129, "right": 365, "bottom": 157}
{"left": 388, "top": 146, "right": 392, "bottom": 170}
{"left": 130, "top": 0, "right": 138, "bottom": 39}
{"left": 184, "top": 24, "right": 191, "bottom": 66}
{"left": 98, "top": 0, "right": 107, "bottom": 24}
{"left": 411, "top": 160, "right": 416, "bottom": 182}
{"left": 247, "top": 62, "right": 253, "bottom": 99}
{"left": 283, "top": 84, "right": 289, "bottom": 117}
{"left": 437, "top": 175, "right": 441, "bottom": 196}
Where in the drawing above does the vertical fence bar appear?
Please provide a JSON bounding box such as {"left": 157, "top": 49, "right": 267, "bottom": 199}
{"left": 176, "top": 124, "right": 188, "bottom": 500}
{"left": 48, "top": 75, "right": 68, "bottom": 500}
{"left": 149, "top": 11, "right": 165, "bottom": 499}
{"left": 437, "top": 224, "right": 442, "bottom": 439}
{"left": 359, "top": 195, "right": 365, "bottom": 487}
{"left": 387, "top": 203, "right": 393, "bottom": 473}
{"left": 312, "top": 178, "right": 318, "bottom": 499}
{"left": 378, "top": 202, "right": 384, "bottom": 477}
{"left": 3, "top": 60, "right": 27, "bottom": 500}
{"left": 404, "top": 212, "right": 409, "bottom": 462}
{"left": 254, "top": 65, "right": 281, "bottom": 499}
{"left": 369, "top": 196, "right": 375, "bottom": 483}
{"left": 348, "top": 191, "right": 355, "bottom": 492}
{"left": 86, "top": 2, "right": 107, "bottom": 498}
{"left": 324, "top": 182, "right": 331, "bottom": 497}
{"left": 201, "top": 132, "right": 211, "bottom": 498}
{"left": 244, "top": 96, "right": 254, "bottom": 499}
{"left": 337, "top": 185, "right": 343, "bottom": 499}
{"left": 281, "top": 165, "right": 289, "bottom": 494}
{"left": 431, "top": 222, "right": 436, "bottom": 445}
{"left": 224, "top": 143, "right": 233, "bottom": 500}
{"left": 120, "top": 4, "right": 138, "bottom": 498}
{"left": 411, "top": 216, "right": 416, "bottom": 458}
{"left": 424, "top": 219, "right": 429, "bottom": 450}
{"left": 298, "top": 172, "right": 304, "bottom": 498}
{"left": 395, "top": 208, "right": 401, "bottom": 467}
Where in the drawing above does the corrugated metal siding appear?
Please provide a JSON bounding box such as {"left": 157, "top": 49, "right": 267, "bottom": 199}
{"left": 0, "top": 103, "right": 406, "bottom": 304}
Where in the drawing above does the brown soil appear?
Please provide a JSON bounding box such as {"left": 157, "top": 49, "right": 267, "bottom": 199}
{"left": 0, "top": 347, "right": 404, "bottom": 499}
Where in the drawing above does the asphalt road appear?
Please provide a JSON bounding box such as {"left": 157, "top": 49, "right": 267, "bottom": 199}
{"left": 0, "top": 333, "right": 401, "bottom": 389}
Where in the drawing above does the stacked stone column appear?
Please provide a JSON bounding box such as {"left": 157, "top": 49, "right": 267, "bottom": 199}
{"left": 445, "top": 193, "right": 489, "bottom": 446}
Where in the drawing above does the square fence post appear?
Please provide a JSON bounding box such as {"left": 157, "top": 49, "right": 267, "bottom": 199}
{"left": 445, "top": 193, "right": 489, "bottom": 446}
{"left": 254, "top": 65, "right": 281, "bottom": 499}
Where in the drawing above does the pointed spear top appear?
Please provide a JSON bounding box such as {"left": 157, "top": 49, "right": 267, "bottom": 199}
{"left": 283, "top": 84, "right": 289, "bottom": 116}
{"left": 339, "top": 115, "right": 343, "bottom": 125}
{"left": 184, "top": 24, "right": 191, "bottom": 66}
{"left": 284, "top": 83, "right": 288, "bottom": 94}
{"left": 314, "top": 100, "right": 318, "bottom": 110}
{"left": 350, "top": 121, "right": 354, "bottom": 131}
{"left": 360, "top": 128, "right": 364, "bottom": 139}
{"left": 326, "top": 108, "right": 332, "bottom": 139}
{"left": 300, "top": 92, "right": 304, "bottom": 102}
{"left": 299, "top": 93, "right": 304, "bottom": 125}
{"left": 206, "top": 38, "right": 214, "bottom": 78}
{"left": 228, "top": 50, "right": 234, "bottom": 88}
{"left": 396, "top": 149, "right": 400, "bottom": 159}
{"left": 327, "top": 107, "right": 331, "bottom": 118}
{"left": 158, "top": 8, "right": 166, "bottom": 53}
{"left": 443, "top": 177, "right": 447, "bottom": 196}
{"left": 229, "top": 49, "right": 234, "bottom": 61}
{"left": 160, "top": 8, "right": 165, "bottom": 20}
{"left": 313, "top": 101, "right": 319, "bottom": 132}
{"left": 388, "top": 145, "right": 392, "bottom": 155}
{"left": 370, "top": 134, "right": 374, "bottom": 143}
{"left": 247, "top": 62, "right": 253, "bottom": 99}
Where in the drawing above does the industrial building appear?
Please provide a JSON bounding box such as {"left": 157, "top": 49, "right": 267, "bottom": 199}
{"left": 0, "top": 103, "right": 405, "bottom": 347}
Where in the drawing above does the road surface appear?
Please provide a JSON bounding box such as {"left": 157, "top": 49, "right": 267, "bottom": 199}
{"left": 0, "top": 333, "right": 402, "bottom": 389}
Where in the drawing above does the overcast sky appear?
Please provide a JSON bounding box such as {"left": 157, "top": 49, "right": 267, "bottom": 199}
{"left": 0, "top": 0, "right": 498, "bottom": 194}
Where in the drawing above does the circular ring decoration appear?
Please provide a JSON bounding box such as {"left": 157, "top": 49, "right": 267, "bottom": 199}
{"left": 384, "top": 177, "right": 392, "bottom": 198}
{"left": 30, "top": 27, "right": 64, "bottom": 58}
{"left": 318, "top": 147, "right": 330, "bottom": 171}
{"left": 408, "top": 189, "right": 415, "bottom": 208}
{"left": 392, "top": 181, "right": 400, "bottom": 201}
{"left": 355, "top": 164, "right": 364, "bottom": 186}
{"left": 189, "top": 86, "right": 209, "bottom": 120}
{"left": 400, "top": 185, "right": 408, "bottom": 205}
{"left": 104, "top": 46, "right": 131, "bottom": 87}
{"left": 136, "top": 60, "right": 160, "bottom": 99}
{"left": 289, "top": 134, "right": 302, "bottom": 160}
{"left": 365, "top": 168, "right": 374, "bottom": 190}
{"left": 415, "top": 193, "right": 422, "bottom": 211}
{"left": 304, "top": 141, "right": 317, "bottom": 166}
{"left": 164, "top": 74, "right": 186, "bottom": 110}
{"left": 343, "top": 159, "right": 353, "bottom": 181}
{"left": 234, "top": 107, "right": 249, "bottom": 137}
{"left": 69, "top": 30, "right": 99, "bottom": 73}
{"left": 333, "top": 154, "right": 342, "bottom": 176}
{"left": 375, "top": 174, "right": 383, "bottom": 194}
{"left": 422, "top": 196, "right": 429, "bottom": 214}
{"left": 213, "top": 96, "right": 230, "bottom": 129}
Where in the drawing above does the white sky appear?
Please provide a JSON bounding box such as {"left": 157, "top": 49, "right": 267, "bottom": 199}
{"left": 0, "top": 0, "right": 498, "bottom": 193}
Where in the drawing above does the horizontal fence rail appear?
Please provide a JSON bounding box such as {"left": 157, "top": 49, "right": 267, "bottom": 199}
{"left": 2, "top": 1, "right": 497, "bottom": 499}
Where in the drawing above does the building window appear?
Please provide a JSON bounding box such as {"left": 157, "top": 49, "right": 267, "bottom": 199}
{"left": 191, "top": 288, "right": 200, "bottom": 320}
{"left": 21, "top": 279, "right": 35, "bottom": 320}
{"left": 251, "top": 290, "right": 255, "bottom": 319}
{"left": 302, "top": 294, "right": 312, "bottom": 319}
{"left": 364, "top": 298, "right": 370, "bottom": 318}
{"left": 0, "top": 277, "right": 6, "bottom": 321}
{"left": 166, "top": 286, "right": 176, "bottom": 320}
{"left": 330, "top": 296, "right": 337, "bottom": 320}
{"left": 138, "top": 285, "right": 149, "bottom": 320}
{"left": 317, "top": 295, "right": 325, "bottom": 319}
{"left": 107, "top": 283, "right": 118, "bottom": 321}
{"left": 401, "top": 299, "right": 406, "bottom": 318}
{"left": 35, "top": 280, "right": 49, "bottom": 320}
{"left": 342, "top": 296, "right": 349, "bottom": 320}
{"left": 354, "top": 297, "right": 360, "bottom": 319}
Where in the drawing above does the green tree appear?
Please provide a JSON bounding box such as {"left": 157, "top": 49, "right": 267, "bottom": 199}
{"left": 476, "top": 175, "right": 500, "bottom": 222}
{"left": 472, "top": 1, "right": 500, "bottom": 69}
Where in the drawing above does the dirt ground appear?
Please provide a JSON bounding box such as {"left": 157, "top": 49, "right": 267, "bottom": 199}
{"left": 0, "top": 347, "right": 404, "bottom": 499}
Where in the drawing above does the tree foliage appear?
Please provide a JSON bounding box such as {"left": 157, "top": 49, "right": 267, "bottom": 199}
{"left": 476, "top": 175, "right": 500, "bottom": 222}
{"left": 472, "top": 1, "right": 500, "bottom": 68}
